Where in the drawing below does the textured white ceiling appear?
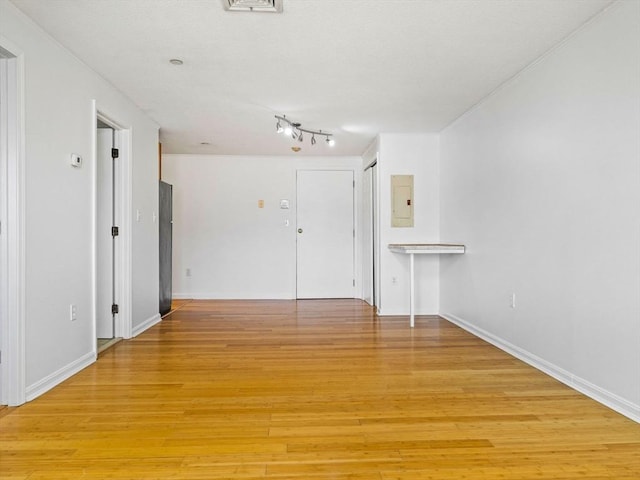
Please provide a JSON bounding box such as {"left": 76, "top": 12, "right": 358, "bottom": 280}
{"left": 10, "top": 0, "right": 614, "bottom": 156}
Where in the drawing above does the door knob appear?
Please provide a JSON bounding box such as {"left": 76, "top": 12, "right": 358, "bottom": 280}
{"left": 298, "top": 228, "right": 303, "bottom": 233}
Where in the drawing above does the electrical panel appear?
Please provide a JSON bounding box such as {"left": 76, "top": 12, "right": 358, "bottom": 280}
{"left": 391, "top": 174, "right": 414, "bottom": 227}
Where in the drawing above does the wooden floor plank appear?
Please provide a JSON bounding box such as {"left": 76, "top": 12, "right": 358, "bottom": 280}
{"left": 0, "top": 299, "right": 638, "bottom": 479}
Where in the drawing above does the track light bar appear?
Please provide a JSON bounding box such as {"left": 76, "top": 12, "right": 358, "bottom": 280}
{"left": 275, "top": 115, "right": 334, "bottom": 147}
{"left": 223, "top": 0, "right": 283, "bottom": 13}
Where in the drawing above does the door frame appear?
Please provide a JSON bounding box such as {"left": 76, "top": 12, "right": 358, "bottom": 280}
{"left": 0, "top": 40, "right": 26, "bottom": 406}
{"left": 93, "top": 105, "right": 133, "bottom": 347}
{"left": 372, "top": 160, "right": 380, "bottom": 310}
{"left": 362, "top": 160, "right": 376, "bottom": 307}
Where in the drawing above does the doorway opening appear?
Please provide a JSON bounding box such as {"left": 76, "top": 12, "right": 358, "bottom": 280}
{"left": 94, "top": 110, "right": 132, "bottom": 353}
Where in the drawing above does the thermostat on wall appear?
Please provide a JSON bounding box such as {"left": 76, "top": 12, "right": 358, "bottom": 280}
{"left": 70, "top": 153, "right": 82, "bottom": 168}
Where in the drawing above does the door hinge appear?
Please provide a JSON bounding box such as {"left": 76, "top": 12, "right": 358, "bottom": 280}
{"left": 111, "top": 148, "right": 119, "bottom": 159}
{"left": 353, "top": 279, "right": 355, "bottom": 287}
{"left": 111, "top": 226, "right": 119, "bottom": 237}
{"left": 353, "top": 229, "right": 355, "bottom": 238}
{"left": 111, "top": 304, "right": 119, "bottom": 315}
{"left": 353, "top": 180, "right": 355, "bottom": 188}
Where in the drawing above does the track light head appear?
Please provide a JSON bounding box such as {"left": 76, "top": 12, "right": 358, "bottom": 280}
{"left": 274, "top": 115, "right": 333, "bottom": 148}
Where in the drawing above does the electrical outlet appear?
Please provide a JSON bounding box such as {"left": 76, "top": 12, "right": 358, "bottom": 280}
{"left": 510, "top": 293, "right": 516, "bottom": 309}
{"left": 70, "top": 304, "right": 77, "bottom": 321}
{"left": 392, "top": 276, "right": 397, "bottom": 285}
{"left": 186, "top": 268, "right": 192, "bottom": 277}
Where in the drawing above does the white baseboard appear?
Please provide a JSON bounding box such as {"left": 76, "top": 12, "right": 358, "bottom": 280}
{"left": 172, "top": 293, "right": 192, "bottom": 300}
{"left": 440, "top": 312, "right": 640, "bottom": 424}
{"left": 377, "top": 308, "right": 439, "bottom": 317}
{"left": 26, "top": 351, "right": 95, "bottom": 402}
{"left": 172, "top": 293, "right": 294, "bottom": 300}
{"left": 132, "top": 313, "right": 162, "bottom": 337}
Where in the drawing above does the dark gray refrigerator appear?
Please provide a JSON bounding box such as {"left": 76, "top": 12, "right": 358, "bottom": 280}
{"left": 159, "top": 181, "right": 173, "bottom": 316}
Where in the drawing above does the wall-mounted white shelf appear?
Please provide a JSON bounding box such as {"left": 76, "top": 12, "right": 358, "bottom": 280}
{"left": 388, "top": 243, "right": 465, "bottom": 255}
{"left": 388, "top": 243, "right": 466, "bottom": 327}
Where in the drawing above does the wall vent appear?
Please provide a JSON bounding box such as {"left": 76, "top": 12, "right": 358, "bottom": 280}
{"left": 222, "top": 0, "right": 283, "bottom": 13}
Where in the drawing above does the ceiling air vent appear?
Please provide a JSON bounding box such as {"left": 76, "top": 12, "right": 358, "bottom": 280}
{"left": 222, "top": 0, "right": 283, "bottom": 13}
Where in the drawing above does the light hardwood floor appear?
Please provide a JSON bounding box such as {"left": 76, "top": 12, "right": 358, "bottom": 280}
{"left": 1, "top": 299, "right": 638, "bottom": 479}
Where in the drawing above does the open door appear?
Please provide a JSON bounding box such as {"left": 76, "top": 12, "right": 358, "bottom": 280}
{"left": 96, "top": 124, "right": 116, "bottom": 339}
{"left": 94, "top": 109, "right": 132, "bottom": 345}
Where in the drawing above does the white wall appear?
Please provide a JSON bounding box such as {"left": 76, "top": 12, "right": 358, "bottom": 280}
{"left": 377, "top": 134, "right": 440, "bottom": 316}
{"left": 0, "top": 1, "right": 159, "bottom": 400}
{"left": 162, "top": 154, "right": 362, "bottom": 299}
{"left": 439, "top": 0, "right": 640, "bottom": 420}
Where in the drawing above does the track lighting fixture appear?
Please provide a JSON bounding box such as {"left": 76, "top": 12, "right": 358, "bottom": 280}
{"left": 275, "top": 115, "right": 334, "bottom": 147}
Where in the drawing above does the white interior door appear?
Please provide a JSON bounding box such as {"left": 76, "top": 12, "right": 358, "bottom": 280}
{"left": 96, "top": 127, "right": 113, "bottom": 338}
{"left": 296, "top": 170, "right": 355, "bottom": 298}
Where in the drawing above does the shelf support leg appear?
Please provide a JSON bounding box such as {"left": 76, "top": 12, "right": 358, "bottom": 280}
{"left": 409, "top": 252, "right": 415, "bottom": 328}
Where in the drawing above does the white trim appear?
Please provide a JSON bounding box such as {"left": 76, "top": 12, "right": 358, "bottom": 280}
{"left": 377, "top": 308, "right": 439, "bottom": 317}
{"left": 172, "top": 293, "right": 294, "bottom": 300}
{"left": 171, "top": 293, "right": 192, "bottom": 300}
{"left": 25, "top": 351, "right": 95, "bottom": 402}
{"left": 132, "top": 313, "right": 162, "bottom": 338}
{"left": 92, "top": 106, "right": 133, "bottom": 344}
{"left": 119, "top": 128, "right": 133, "bottom": 339}
{"left": 0, "top": 39, "right": 26, "bottom": 407}
{"left": 441, "top": 312, "right": 640, "bottom": 424}
{"left": 172, "top": 293, "right": 193, "bottom": 300}
{"left": 90, "top": 102, "right": 98, "bottom": 351}
{"left": 361, "top": 166, "right": 373, "bottom": 305}
{"left": 361, "top": 140, "right": 379, "bottom": 306}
